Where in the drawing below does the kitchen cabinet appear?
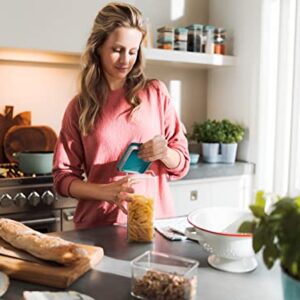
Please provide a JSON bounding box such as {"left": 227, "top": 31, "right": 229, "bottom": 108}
{"left": 169, "top": 174, "right": 252, "bottom": 216}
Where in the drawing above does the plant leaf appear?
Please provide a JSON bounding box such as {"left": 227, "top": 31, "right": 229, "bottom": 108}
{"left": 250, "top": 205, "right": 265, "bottom": 218}
{"left": 238, "top": 221, "right": 256, "bottom": 233}
{"left": 255, "top": 190, "right": 266, "bottom": 207}
{"left": 253, "top": 225, "right": 265, "bottom": 253}
{"left": 263, "top": 243, "right": 278, "bottom": 269}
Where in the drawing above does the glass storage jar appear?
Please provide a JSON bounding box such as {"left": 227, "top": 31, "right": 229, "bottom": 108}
{"left": 127, "top": 173, "right": 156, "bottom": 242}
{"left": 131, "top": 251, "right": 199, "bottom": 300}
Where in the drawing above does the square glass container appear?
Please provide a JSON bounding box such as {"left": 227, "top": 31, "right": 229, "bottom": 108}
{"left": 131, "top": 251, "right": 199, "bottom": 300}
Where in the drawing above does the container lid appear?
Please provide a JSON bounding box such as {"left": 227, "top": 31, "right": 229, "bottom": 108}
{"left": 117, "top": 143, "right": 151, "bottom": 174}
{"left": 186, "top": 24, "right": 204, "bottom": 30}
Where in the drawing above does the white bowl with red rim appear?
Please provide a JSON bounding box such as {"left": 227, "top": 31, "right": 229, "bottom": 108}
{"left": 186, "top": 207, "right": 257, "bottom": 273}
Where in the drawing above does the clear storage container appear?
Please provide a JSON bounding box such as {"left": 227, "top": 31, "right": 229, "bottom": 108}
{"left": 127, "top": 173, "right": 156, "bottom": 242}
{"left": 131, "top": 251, "right": 199, "bottom": 300}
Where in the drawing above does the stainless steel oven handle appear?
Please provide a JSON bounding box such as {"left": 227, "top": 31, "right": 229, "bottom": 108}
{"left": 21, "top": 217, "right": 60, "bottom": 226}
{"left": 63, "top": 211, "right": 74, "bottom": 221}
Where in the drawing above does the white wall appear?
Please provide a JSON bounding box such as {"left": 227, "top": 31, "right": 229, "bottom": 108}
{"left": 207, "top": 0, "right": 262, "bottom": 162}
{"left": 0, "top": 0, "right": 209, "bottom": 135}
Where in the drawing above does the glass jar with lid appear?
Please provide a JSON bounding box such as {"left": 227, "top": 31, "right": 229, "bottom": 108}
{"left": 214, "top": 27, "right": 226, "bottom": 55}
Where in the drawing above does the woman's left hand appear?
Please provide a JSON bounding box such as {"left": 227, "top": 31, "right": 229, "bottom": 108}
{"left": 138, "top": 135, "right": 169, "bottom": 162}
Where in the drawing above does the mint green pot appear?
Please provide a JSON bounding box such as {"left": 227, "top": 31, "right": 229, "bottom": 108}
{"left": 281, "top": 268, "right": 300, "bottom": 300}
{"left": 13, "top": 151, "right": 54, "bottom": 175}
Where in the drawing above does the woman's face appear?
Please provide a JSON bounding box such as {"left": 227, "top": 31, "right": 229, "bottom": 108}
{"left": 99, "top": 27, "right": 143, "bottom": 89}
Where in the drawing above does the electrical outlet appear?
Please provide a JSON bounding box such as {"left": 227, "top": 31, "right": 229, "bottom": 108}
{"left": 190, "top": 190, "right": 198, "bottom": 201}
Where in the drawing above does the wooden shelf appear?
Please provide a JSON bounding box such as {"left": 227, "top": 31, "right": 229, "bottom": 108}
{"left": 0, "top": 47, "right": 235, "bottom": 69}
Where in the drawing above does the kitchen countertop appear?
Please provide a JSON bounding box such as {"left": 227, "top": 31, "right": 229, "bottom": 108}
{"left": 4, "top": 225, "right": 282, "bottom": 300}
{"left": 179, "top": 161, "right": 254, "bottom": 181}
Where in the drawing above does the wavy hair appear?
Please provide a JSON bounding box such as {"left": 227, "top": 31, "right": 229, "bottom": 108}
{"left": 78, "top": 2, "right": 147, "bottom": 135}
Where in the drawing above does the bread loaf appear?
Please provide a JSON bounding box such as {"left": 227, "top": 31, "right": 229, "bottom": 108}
{"left": 0, "top": 218, "right": 87, "bottom": 265}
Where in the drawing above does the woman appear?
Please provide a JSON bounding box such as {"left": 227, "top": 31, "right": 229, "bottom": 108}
{"left": 53, "top": 2, "right": 190, "bottom": 229}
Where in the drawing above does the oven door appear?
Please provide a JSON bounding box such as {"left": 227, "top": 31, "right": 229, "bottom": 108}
{"left": 2, "top": 210, "right": 61, "bottom": 233}
{"left": 62, "top": 208, "right": 76, "bottom": 231}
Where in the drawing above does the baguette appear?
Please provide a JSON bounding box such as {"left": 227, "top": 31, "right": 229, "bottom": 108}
{"left": 0, "top": 218, "right": 87, "bottom": 265}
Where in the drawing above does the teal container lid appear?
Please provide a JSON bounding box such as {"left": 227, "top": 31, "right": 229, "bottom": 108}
{"left": 117, "top": 143, "right": 151, "bottom": 174}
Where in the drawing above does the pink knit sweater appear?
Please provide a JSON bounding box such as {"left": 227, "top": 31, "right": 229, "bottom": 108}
{"left": 53, "top": 80, "right": 189, "bottom": 229}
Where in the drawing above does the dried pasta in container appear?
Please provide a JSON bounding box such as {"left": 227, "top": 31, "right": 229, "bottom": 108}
{"left": 128, "top": 195, "right": 154, "bottom": 242}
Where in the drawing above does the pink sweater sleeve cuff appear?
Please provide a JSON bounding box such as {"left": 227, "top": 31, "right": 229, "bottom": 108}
{"left": 164, "top": 149, "right": 189, "bottom": 181}
{"left": 55, "top": 175, "right": 79, "bottom": 197}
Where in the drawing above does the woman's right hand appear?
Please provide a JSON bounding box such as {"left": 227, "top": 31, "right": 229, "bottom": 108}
{"left": 99, "top": 176, "right": 135, "bottom": 214}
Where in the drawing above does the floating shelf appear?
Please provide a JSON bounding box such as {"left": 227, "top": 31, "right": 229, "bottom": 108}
{"left": 144, "top": 48, "right": 235, "bottom": 69}
{"left": 0, "top": 47, "right": 235, "bottom": 69}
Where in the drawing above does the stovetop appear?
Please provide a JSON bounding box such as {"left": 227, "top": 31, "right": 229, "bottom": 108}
{"left": 0, "top": 175, "right": 53, "bottom": 188}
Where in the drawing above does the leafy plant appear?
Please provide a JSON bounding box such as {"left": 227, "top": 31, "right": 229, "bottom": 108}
{"left": 219, "top": 119, "right": 245, "bottom": 143}
{"left": 191, "top": 119, "right": 224, "bottom": 143}
{"left": 238, "top": 191, "right": 300, "bottom": 280}
{"left": 191, "top": 119, "right": 245, "bottom": 144}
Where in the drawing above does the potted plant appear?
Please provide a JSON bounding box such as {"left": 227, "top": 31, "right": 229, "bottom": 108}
{"left": 191, "top": 119, "right": 245, "bottom": 163}
{"left": 238, "top": 191, "right": 300, "bottom": 300}
{"left": 219, "top": 119, "right": 245, "bottom": 163}
{"left": 191, "top": 119, "right": 224, "bottom": 163}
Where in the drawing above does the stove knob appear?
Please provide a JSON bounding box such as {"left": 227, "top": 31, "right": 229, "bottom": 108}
{"left": 28, "top": 191, "right": 40, "bottom": 207}
{"left": 13, "top": 193, "right": 27, "bottom": 207}
{"left": 41, "top": 190, "right": 55, "bottom": 205}
{"left": 0, "top": 194, "right": 12, "bottom": 207}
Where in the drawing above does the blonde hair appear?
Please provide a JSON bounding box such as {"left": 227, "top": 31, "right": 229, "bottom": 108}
{"left": 78, "top": 2, "right": 147, "bottom": 135}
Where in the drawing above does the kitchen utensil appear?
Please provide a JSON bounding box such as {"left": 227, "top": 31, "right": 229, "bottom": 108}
{"left": 4, "top": 125, "right": 57, "bottom": 163}
{"left": 131, "top": 250, "right": 198, "bottom": 300}
{"left": 117, "top": 143, "right": 151, "bottom": 173}
{"left": 186, "top": 207, "right": 257, "bottom": 273}
{"left": 0, "top": 237, "right": 104, "bottom": 288}
{"left": 0, "top": 106, "right": 31, "bottom": 163}
{"left": 13, "top": 151, "right": 54, "bottom": 175}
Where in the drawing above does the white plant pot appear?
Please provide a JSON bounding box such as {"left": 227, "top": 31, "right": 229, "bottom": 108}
{"left": 221, "top": 143, "right": 238, "bottom": 164}
{"left": 201, "top": 143, "right": 221, "bottom": 163}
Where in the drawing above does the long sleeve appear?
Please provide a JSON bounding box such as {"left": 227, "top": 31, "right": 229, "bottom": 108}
{"left": 52, "top": 97, "right": 84, "bottom": 197}
{"left": 156, "top": 81, "right": 190, "bottom": 180}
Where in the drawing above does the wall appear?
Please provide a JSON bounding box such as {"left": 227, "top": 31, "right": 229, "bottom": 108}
{"left": 207, "top": 0, "right": 262, "bottom": 162}
{"left": 0, "top": 61, "right": 79, "bottom": 133}
{"left": 0, "top": 0, "right": 209, "bottom": 135}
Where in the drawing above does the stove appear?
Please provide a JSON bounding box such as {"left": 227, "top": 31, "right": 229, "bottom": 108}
{"left": 0, "top": 164, "right": 77, "bottom": 233}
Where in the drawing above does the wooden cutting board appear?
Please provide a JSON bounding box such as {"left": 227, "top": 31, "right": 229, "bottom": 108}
{"left": 0, "top": 238, "right": 104, "bottom": 288}
{"left": 4, "top": 125, "right": 57, "bottom": 162}
{"left": 0, "top": 106, "right": 31, "bottom": 163}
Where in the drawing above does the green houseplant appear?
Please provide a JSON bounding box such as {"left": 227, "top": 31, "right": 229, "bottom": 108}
{"left": 191, "top": 119, "right": 223, "bottom": 163}
{"left": 219, "top": 119, "right": 245, "bottom": 163}
{"left": 219, "top": 119, "right": 245, "bottom": 144}
{"left": 191, "top": 119, "right": 245, "bottom": 163}
{"left": 238, "top": 191, "right": 300, "bottom": 300}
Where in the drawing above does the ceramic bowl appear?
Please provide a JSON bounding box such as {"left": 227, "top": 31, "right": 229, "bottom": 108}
{"left": 189, "top": 153, "right": 200, "bottom": 165}
{"left": 186, "top": 207, "right": 257, "bottom": 273}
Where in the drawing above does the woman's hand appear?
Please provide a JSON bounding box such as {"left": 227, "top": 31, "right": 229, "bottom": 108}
{"left": 98, "top": 176, "right": 135, "bottom": 214}
{"left": 138, "top": 135, "right": 168, "bottom": 162}
{"left": 139, "top": 135, "right": 181, "bottom": 169}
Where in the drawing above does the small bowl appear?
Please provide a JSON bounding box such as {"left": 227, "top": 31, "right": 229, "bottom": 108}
{"left": 131, "top": 251, "right": 198, "bottom": 299}
{"left": 186, "top": 207, "right": 257, "bottom": 273}
{"left": 189, "top": 153, "right": 200, "bottom": 165}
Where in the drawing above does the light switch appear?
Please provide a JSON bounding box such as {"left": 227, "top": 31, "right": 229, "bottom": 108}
{"left": 190, "top": 190, "right": 198, "bottom": 201}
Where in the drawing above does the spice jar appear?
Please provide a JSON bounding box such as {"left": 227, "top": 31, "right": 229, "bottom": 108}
{"left": 186, "top": 24, "right": 203, "bottom": 52}
{"left": 127, "top": 173, "right": 156, "bottom": 242}
{"left": 214, "top": 27, "right": 226, "bottom": 55}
